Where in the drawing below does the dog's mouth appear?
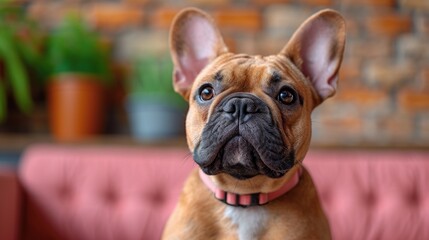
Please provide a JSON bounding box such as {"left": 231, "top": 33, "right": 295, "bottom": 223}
{"left": 193, "top": 93, "right": 295, "bottom": 180}
{"left": 199, "top": 134, "right": 293, "bottom": 180}
{"left": 200, "top": 135, "right": 294, "bottom": 180}
{"left": 195, "top": 129, "right": 296, "bottom": 180}
{"left": 201, "top": 135, "right": 260, "bottom": 179}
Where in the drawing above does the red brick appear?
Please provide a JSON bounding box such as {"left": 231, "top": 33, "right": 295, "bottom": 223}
{"left": 320, "top": 117, "right": 363, "bottom": 131}
{"left": 378, "top": 115, "right": 414, "bottom": 141}
{"left": 336, "top": 88, "right": 389, "bottom": 106}
{"left": 223, "top": 37, "right": 237, "bottom": 53}
{"left": 213, "top": 9, "right": 262, "bottom": 32}
{"left": 418, "top": 114, "right": 429, "bottom": 141}
{"left": 420, "top": 117, "right": 429, "bottom": 132}
{"left": 365, "top": 14, "right": 412, "bottom": 36}
{"left": 339, "top": 60, "right": 361, "bottom": 81}
{"left": 416, "top": 14, "right": 429, "bottom": 35}
{"left": 27, "top": 2, "right": 45, "bottom": 20}
{"left": 342, "top": 0, "right": 395, "bottom": 7}
{"left": 398, "top": 89, "right": 429, "bottom": 111}
{"left": 399, "top": 0, "right": 429, "bottom": 10}
{"left": 344, "top": 18, "right": 360, "bottom": 37}
{"left": 123, "top": 0, "right": 150, "bottom": 5}
{"left": 151, "top": 8, "right": 181, "bottom": 29}
{"left": 347, "top": 38, "right": 392, "bottom": 59}
{"left": 301, "top": 0, "right": 333, "bottom": 6}
{"left": 265, "top": 6, "right": 312, "bottom": 34}
{"left": 86, "top": 3, "right": 144, "bottom": 30}
{"left": 365, "top": 60, "right": 414, "bottom": 89}
{"left": 397, "top": 35, "right": 429, "bottom": 60}
{"left": 314, "top": 116, "right": 364, "bottom": 146}
{"left": 186, "top": 0, "right": 230, "bottom": 6}
{"left": 236, "top": 36, "right": 259, "bottom": 55}
{"left": 256, "top": 37, "right": 286, "bottom": 55}
{"left": 27, "top": 2, "right": 82, "bottom": 28}
{"left": 418, "top": 68, "right": 429, "bottom": 91}
{"left": 252, "top": 0, "right": 291, "bottom": 5}
{"left": 117, "top": 31, "right": 169, "bottom": 60}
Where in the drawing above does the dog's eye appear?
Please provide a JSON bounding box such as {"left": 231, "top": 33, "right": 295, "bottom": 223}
{"left": 199, "top": 85, "right": 215, "bottom": 101}
{"left": 277, "top": 87, "right": 296, "bottom": 105}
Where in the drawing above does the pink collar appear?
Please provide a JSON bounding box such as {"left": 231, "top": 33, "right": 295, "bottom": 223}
{"left": 199, "top": 167, "right": 303, "bottom": 207}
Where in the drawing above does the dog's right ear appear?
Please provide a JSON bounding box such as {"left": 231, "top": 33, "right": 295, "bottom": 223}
{"left": 169, "top": 8, "right": 228, "bottom": 100}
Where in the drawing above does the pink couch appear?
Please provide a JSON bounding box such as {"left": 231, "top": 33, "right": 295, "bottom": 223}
{"left": 1, "top": 144, "right": 428, "bottom": 240}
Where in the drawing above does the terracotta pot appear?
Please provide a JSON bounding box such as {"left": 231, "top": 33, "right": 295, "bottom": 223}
{"left": 48, "top": 74, "right": 106, "bottom": 141}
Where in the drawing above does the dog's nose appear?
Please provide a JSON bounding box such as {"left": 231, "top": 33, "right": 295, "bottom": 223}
{"left": 222, "top": 96, "right": 259, "bottom": 123}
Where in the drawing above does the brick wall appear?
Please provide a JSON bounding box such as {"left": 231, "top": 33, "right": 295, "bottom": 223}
{"left": 26, "top": 0, "right": 429, "bottom": 147}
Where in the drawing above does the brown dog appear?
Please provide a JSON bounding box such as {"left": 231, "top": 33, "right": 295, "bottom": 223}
{"left": 163, "top": 7, "right": 346, "bottom": 240}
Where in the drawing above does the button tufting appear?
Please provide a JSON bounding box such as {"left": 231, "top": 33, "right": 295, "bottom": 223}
{"left": 58, "top": 184, "right": 73, "bottom": 201}
{"left": 320, "top": 190, "right": 332, "bottom": 206}
{"left": 364, "top": 191, "right": 376, "bottom": 208}
{"left": 103, "top": 189, "right": 119, "bottom": 205}
{"left": 407, "top": 190, "right": 420, "bottom": 206}
{"left": 146, "top": 191, "right": 165, "bottom": 205}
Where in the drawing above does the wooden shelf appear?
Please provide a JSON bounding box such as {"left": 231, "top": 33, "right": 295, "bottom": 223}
{"left": 0, "top": 134, "right": 188, "bottom": 152}
{"left": 1, "top": 133, "right": 427, "bottom": 153}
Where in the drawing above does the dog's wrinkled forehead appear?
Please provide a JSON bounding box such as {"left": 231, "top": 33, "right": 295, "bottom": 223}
{"left": 195, "top": 53, "right": 308, "bottom": 93}
{"left": 170, "top": 8, "right": 346, "bottom": 106}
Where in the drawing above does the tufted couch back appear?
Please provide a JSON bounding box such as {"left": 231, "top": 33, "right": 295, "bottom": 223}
{"left": 307, "top": 150, "right": 429, "bottom": 240}
{"left": 18, "top": 145, "right": 429, "bottom": 240}
{"left": 19, "top": 145, "right": 194, "bottom": 240}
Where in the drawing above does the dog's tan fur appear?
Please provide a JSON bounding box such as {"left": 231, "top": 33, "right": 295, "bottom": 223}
{"left": 163, "top": 7, "right": 345, "bottom": 240}
{"left": 164, "top": 168, "right": 329, "bottom": 240}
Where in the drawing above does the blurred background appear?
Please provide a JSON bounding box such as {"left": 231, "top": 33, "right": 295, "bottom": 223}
{"left": 0, "top": 0, "right": 428, "bottom": 153}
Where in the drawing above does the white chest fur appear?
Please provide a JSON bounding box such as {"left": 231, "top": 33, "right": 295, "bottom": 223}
{"left": 224, "top": 206, "right": 268, "bottom": 240}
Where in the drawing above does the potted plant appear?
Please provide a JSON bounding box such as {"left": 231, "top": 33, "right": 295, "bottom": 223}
{"left": 126, "top": 54, "right": 186, "bottom": 141}
{"left": 0, "top": 2, "right": 44, "bottom": 124}
{"left": 46, "top": 14, "right": 111, "bottom": 141}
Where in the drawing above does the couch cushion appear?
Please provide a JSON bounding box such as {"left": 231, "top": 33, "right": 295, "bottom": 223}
{"left": 19, "top": 145, "right": 195, "bottom": 240}
{"left": 19, "top": 145, "right": 429, "bottom": 240}
{"left": 0, "top": 167, "right": 21, "bottom": 240}
{"left": 306, "top": 150, "right": 429, "bottom": 240}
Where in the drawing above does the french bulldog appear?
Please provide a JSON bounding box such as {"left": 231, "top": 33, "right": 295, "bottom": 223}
{"left": 163, "top": 7, "right": 346, "bottom": 240}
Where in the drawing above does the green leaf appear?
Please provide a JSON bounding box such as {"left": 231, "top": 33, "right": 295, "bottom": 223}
{"left": 46, "top": 14, "right": 111, "bottom": 85}
{"left": 0, "top": 31, "right": 33, "bottom": 114}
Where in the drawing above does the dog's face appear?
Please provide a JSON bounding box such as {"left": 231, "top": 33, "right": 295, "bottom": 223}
{"left": 170, "top": 8, "right": 345, "bottom": 193}
{"left": 186, "top": 54, "right": 315, "bottom": 180}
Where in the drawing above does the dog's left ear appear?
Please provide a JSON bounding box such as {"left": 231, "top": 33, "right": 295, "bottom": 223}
{"left": 281, "top": 9, "right": 346, "bottom": 104}
{"left": 169, "top": 8, "right": 228, "bottom": 100}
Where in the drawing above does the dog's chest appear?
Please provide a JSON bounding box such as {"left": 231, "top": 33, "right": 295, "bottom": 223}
{"left": 224, "top": 206, "right": 268, "bottom": 240}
